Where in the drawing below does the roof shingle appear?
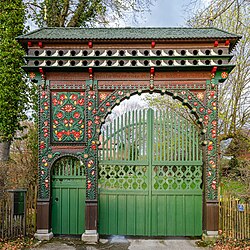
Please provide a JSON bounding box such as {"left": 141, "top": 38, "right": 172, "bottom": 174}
{"left": 17, "top": 27, "right": 241, "bottom": 41}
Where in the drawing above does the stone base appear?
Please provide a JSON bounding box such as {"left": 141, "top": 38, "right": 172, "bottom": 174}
{"left": 34, "top": 232, "right": 53, "bottom": 241}
{"left": 81, "top": 231, "right": 99, "bottom": 243}
{"left": 202, "top": 231, "right": 219, "bottom": 242}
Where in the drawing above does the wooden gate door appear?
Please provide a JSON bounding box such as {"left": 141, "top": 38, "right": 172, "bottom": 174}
{"left": 98, "top": 108, "right": 203, "bottom": 236}
{"left": 51, "top": 156, "right": 86, "bottom": 235}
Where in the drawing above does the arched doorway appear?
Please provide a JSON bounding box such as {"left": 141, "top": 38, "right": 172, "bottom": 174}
{"left": 98, "top": 95, "right": 203, "bottom": 236}
{"left": 51, "top": 156, "right": 86, "bottom": 235}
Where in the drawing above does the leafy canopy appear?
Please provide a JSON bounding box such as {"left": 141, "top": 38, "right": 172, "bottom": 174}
{"left": 24, "top": 0, "right": 154, "bottom": 27}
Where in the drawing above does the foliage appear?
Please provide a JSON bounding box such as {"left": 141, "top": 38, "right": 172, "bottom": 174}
{"left": 24, "top": 0, "right": 154, "bottom": 28}
{"left": 186, "top": 0, "right": 250, "bottom": 143}
{"left": 0, "top": 236, "right": 37, "bottom": 250}
{"left": 4, "top": 122, "right": 38, "bottom": 189}
{"left": 0, "top": 0, "right": 28, "bottom": 143}
{"left": 226, "top": 130, "right": 250, "bottom": 157}
{"left": 214, "top": 237, "right": 250, "bottom": 249}
{"left": 220, "top": 159, "right": 250, "bottom": 200}
{"left": 143, "top": 93, "right": 199, "bottom": 127}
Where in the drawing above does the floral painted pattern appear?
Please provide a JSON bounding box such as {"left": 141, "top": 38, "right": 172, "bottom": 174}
{"left": 51, "top": 91, "right": 85, "bottom": 142}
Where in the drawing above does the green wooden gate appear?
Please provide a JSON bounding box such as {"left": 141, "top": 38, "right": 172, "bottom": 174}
{"left": 51, "top": 156, "right": 86, "bottom": 235}
{"left": 98, "top": 108, "right": 203, "bottom": 236}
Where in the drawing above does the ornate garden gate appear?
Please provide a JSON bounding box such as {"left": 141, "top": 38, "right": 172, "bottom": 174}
{"left": 18, "top": 27, "right": 240, "bottom": 241}
{"left": 99, "top": 108, "right": 202, "bottom": 236}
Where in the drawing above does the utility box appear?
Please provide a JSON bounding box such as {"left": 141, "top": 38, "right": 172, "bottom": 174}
{"left": 7, "top": 189, "right": 27, "bottom": 215}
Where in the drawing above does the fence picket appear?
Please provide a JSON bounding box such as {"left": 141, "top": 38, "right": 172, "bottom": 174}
{"left": 220, "top": 192, "right": 249, "bottom": 240}
{"left": 0, "top": 184, "right": 37, "bottom": 240}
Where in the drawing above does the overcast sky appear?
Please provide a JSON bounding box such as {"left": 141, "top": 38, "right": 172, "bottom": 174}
{"left": 141, "top": 0, "right": 191, "bottom": 27}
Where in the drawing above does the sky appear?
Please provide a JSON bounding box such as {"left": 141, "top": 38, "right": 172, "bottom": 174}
{"left": 141, "top": 0, "right": 191, "bottom": 27}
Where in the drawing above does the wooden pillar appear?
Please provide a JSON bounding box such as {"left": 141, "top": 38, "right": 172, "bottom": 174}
{"left": 203, "top": 78, "right": 219, "bottom": 235}
{"left": 82, "top": 79, "right": 99, "bottom": 242}
{"left": 35, "top": 200, "right": 53, "bottom": 240}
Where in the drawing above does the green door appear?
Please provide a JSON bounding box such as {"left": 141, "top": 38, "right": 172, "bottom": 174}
{"left": 98, "top": 108, "right": 203, "bottom": 236}
{"left": 51, "top": 156, "right": 86, "bottom": 235}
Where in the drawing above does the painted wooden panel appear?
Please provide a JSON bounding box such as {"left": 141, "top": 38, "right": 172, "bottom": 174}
{"left": 51, "top": 157, "right": 86, "bottom": 235}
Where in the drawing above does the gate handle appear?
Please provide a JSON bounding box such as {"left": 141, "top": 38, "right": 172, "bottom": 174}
{"left": 55, "top": 197, "right": 59, "bottom": 202}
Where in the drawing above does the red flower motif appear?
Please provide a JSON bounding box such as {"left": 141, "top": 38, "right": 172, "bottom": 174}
{"left": 52, "top": 98, "right": 58, "bottom": 106}
{"left": 106, "top": 102, "right": 111, "bottom": 107}
{"left": 64, "top": 119, "right": 68, "bottom": 124}
{"left": 208, "top": 145, "right": 213, "bottom": 151}
{"left": 57, "top": 132, "right": 63, "bottom": 138}
{"left": 57, "top": 112, "right": 63, "bottom": 119}
{"left": 212, "top": 102, "right": 216, "bottom": 107}
{"left": 41, "top": 91, "right": 46, "bottom": 98}
{"left": 44, "top": 133, "right": 48, "bottom": 137}
{"left": 53, "top": 120, "right": 59, "bottom": 125}
{"left": 80, "top": 92, "right": 84, "bottom": 96}
{"left": 88, "top": 120, "right": 92, "bottom": 126}
{"left": 70, "top": 94, "right": 78, "bottom": 100}
{"left": 43, "top": 102, "right": 48, "bottom": 106}
{"left": 62, "top": 104, "right": 74, "bottom": 112}
{"left": 207, "top": 109, "right": 212, "bottom": 114}
{"left": 69, "top": 118, "right": 74, "bottom": 124}
{"left": 87, "top": 181, "right": 92, "bottom": 189}
{"left": 212, "top": 120, "right": 217, "bottom": 126}
{"left": 74, "top": 112, "right": 80, "bottom": 119}
{"left": 92, "top": 109, "right": 97, "bottom": 114}
{"left": 74, "top": 131, "right": 81, "bottom": 139}
{"left": 77, "top": 99, "right": 84, "bottom": 106}
{"left": 193, "top": 102, "right": 198, "bottom": 106}
{"left": 204, "top": 115, "right": 209, "bottom": 120}
{"left": 40, "top": 144, "right": 45, "bottom": 149}
{"left": 78, "top": 119, "right": 83, "bottom": 124}
{"left": 60, "top": 94, "right": 66, "bottom": 100}
{"left": 88, "top": 134, "right": 92, "bottom": 139}
{"left": 43, "top": 128, "right": 48, "bottom": 133}
{"left": 100, "top": 107, "right": 105, "bottom": 112}
{"left": 91, "top": 144, "right": 97, "bottom": 150}
{"left": 44, "top": 120, "right": 49, "bottom": 126}
{"left": 88, "top": 101, "right": 93, "bottom": 107}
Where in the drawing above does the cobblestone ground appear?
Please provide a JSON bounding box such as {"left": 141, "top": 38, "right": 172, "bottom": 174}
{"left": 31, "top": 236, "right": 210, "bottom": 250}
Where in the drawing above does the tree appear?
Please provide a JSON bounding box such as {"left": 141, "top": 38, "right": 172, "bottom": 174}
{"left": 186, "top": 0, "right": 250, "bottom": 143}
{"left": 24, "top": 0, "right": 154, "bottom": 28}
{"left": 0, "top": 0, "right": 27, "bottom": 162}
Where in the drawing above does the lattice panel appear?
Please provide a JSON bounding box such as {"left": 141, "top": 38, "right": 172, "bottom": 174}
{"left": 98, "top": 164, "right": 148, "bottom": 190}
{"left": 152, "top": 165, "right": 202, "bottom": 190}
